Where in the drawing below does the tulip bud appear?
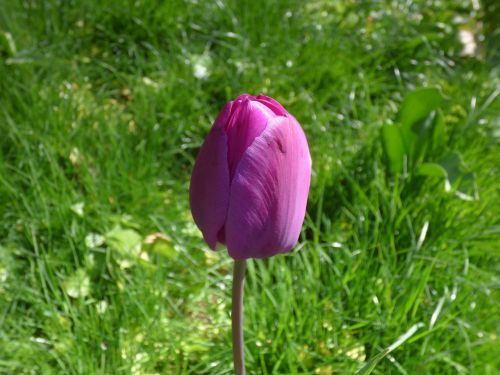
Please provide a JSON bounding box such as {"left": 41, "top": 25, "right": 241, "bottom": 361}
{"left": 190, "top": 94, "right": 311, "bottom": 260}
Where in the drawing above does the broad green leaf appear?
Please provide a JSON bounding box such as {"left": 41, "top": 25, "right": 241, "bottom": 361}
{"left": 431, "top": 109, "right": 446, "bottom": 150}
{"left": 455, "top": 172, "right": 477, "bottom": 200}
{"left": 417, "top": 163, "right": 447, "bottom": 178}
{"left": 382, "top": 124, "right": 405, "bottom": 173}
{"left": 411, "top": 110, "right": 437, "bottom": 164}
{"left": 398, "top": 87, "right": 444, "bottom": 130}
{"left": 105, "top": 226, "right": 142, "bottom": 257}
{"left": 63, "top": 269, "right": 91, "bottom": 298}
{"left": 405, "top": 110, "right": 446, "bottom": 166}
{"left": 412, "top": 109, "right": 446, "bottom": 162}
{"left": 439, "top": 152, "right": 476, "bottom": 198}
{"left": 84, "top": 232, "right": 105, "bottom": 248}
{"left": 144, "top": 232, "right": 176, "bottom": 259}
{"left": 152, "top": 241, "right": 176, "bottom": 258}
{"left": 417, "top": 154, "right": 475, "bottom": 198}
{"left": 398, "top": 88, "right": 444, "bottom": 159}
{"left": 439, "top": 152, "right": 463, "bottom": 187}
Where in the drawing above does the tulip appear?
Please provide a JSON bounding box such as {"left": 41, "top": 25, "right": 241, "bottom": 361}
{"left": 190, "top": 94, "right": 312, "bottom": 260}
{"left": 189, "top": 94, "right": 311, "bottom": 375}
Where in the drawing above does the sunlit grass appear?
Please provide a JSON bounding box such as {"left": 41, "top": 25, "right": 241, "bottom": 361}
{"left": 0, "top": 0, "right": 499, "bottom": 374}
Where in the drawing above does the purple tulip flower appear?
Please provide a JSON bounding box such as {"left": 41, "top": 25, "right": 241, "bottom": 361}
{"left": 190, "top": 94, "right": 311, "bottom": 260}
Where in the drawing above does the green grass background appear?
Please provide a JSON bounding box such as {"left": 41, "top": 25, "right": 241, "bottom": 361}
{"left": 0, "top": 0, "right": 499, "bottom": 374}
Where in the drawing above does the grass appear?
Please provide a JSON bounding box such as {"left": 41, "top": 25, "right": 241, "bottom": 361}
{"left": 0, "top": 0, "right": 499, "bottom": 374}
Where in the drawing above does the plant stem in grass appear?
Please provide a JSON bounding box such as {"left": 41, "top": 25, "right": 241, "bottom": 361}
{"left": 232, "top": 259, "right": 246, "bottom": 375}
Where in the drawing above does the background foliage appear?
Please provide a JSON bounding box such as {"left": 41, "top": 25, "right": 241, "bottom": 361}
{"left": 0, "top": 0, "right": 499, "bottom": 374}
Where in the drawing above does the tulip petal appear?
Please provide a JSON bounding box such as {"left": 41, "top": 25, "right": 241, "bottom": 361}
{"left": 225, "top": 116, "right": 311, "bottom": 259}
{"left": 226, "top": 99, "right": 274, "bottom": 178}
{"left": 255, "top": 95, "right": 288, "bottom": 116}
{"left": 189, "top": 103, "right": 232, "bottom": 249}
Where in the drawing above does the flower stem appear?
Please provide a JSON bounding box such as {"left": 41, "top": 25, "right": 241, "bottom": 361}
{"left": 232, "top": 259, "right": 246, "bottom": 375}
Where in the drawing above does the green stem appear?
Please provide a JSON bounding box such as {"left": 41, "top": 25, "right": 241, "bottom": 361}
{"left": 232, "top": 259, "right": 246, "bottom": 375}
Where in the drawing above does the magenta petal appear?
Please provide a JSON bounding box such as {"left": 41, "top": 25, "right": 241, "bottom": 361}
{"left": 226, "top": 99, "right": 274, "bottom": 178}
{"left": 255, "top": 95, "right": 288, "bottom": 116}
{"left": 225, "top": 116, "right": 312, "bottom": 259}
{"left": 189, "top": 104, "right": 231, "bottom": 249}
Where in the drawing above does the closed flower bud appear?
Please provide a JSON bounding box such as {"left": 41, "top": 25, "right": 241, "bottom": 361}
{"left": 190, "top": 94, "right": 311, "bottom": 260}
